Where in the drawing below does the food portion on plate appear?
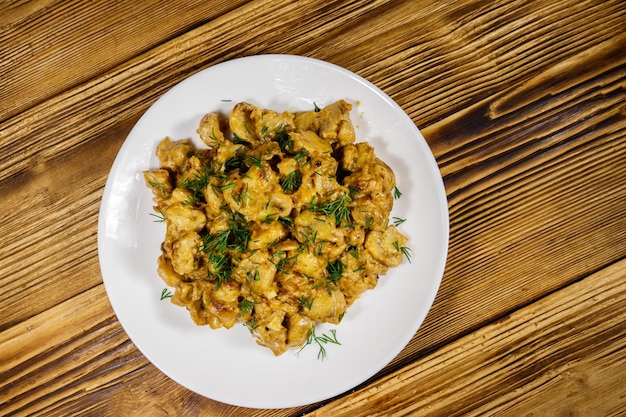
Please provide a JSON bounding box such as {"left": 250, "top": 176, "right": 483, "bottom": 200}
{"left": 143, "top": 100, "right": 410, "bottom": 355}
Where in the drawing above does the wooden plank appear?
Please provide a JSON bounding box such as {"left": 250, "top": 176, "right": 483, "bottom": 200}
{"left": 0, "top": 0, "right": 249, "bottom": 122}
{"left": 0, "top": 0, "right": 624, "bottom": 374}
{"left": 0, "top": 117, "right": 136, "bottom": 331}
{"left": 1, "top": 1, "right": 625, "bottom": 414}
{"left": 0, "top": 285, "right": 305, "bottom": 416}
{"left": 304, "top": 259, "right": 626, "bottom": 416}
{"left": 0, "top": 0, "right": 398, "bottom": 329}
{"left": 386, "top": 124, "right": 626, "bottom": 369}
{"left": 0, "top": 286, "right": 146, "bottom": 416}
{"left": 5, "top": 261, "right": 624, "bottom": 416}
{"left": 4, "top": 0, "right": 623, "bottom": 185}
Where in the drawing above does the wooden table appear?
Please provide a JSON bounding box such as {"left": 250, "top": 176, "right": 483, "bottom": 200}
{"left": 1, "top": 1, "right": 625, "bottom": 415}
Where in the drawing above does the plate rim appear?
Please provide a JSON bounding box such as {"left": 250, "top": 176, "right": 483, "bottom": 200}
{"left": 97, "top": 53, "right": 449, "bottom": 408}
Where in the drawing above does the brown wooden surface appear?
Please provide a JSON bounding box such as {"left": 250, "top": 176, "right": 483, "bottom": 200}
{"left": 1, "top": 0, "right": 625, "bottom": 416}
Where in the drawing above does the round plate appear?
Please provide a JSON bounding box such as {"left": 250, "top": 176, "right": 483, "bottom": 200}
{"left": 97, "top": 54, "right": 448, "bottom": 409}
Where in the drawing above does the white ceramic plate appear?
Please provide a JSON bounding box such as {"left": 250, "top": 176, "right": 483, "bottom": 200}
{"left": 98, "top": 54, "right": 448, "bottom": 409}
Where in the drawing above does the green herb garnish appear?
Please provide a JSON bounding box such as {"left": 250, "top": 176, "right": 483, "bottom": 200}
{"left": 205, "top": 252, "right": 234, "bottom": 289}
{"left": 392, "top": 217, "right": 407, "bottom": 226}
{"left": 298, "top": 296, "right": 314, "bottom": 310}
{"left": 200, "top": 211, "right": 250, "bottom": 254}
{"left": 392, "top": 241, "right": 412, "bottom": 263}
{"left": 150, "top": 210, "right": 166, "bottom": 223}
{"left": 232, "top": 132, "right": 251, "bottom": 145}
{"left": 238, "top": 298, "right": 255, "bottom": 316}
{"left": 280, "top": 170, "right": 302, "bottom": 193}
{"left": 298, "top": 326, "right": 340, "bottom": 360}
{"left": 179, "top": 164, "right": 210, "bottom": 205}
{"left": 160, "top": 288, "right": 173, "bottom": 300}
{"left": 306, "top": 195, "right": 352, "bottom": 226}
{"left": 393, "top": 186, "right": 403, "bottom": 199}
{"left": 275, "top": 125, "right": 293, "bottom": 153}
{"left": 326, "top": 259, "right": 345, "bottom": 282}
{"left": 245, "top": 319, "right": 259, "bottom": 334}
{"left": 278, "top": 216, "right": 295, "bottom": 228}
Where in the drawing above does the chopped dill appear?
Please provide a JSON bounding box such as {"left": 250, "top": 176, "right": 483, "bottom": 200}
{"left": 206, "top": 252, "right": 234, "bottom": 289}
{"left": 326, "top": 259, "right": 345, "bottom": 283}
{"left": 246, "top": 267, "right": 260, "bottom": 282}
{"left": 262, "top": 213, "right": 277, "bottom": 224}
{"left": 294, "top": 148, "right": 309, "bottom": 161}
{"left": 160, "top": 288, "right": 173, "bottom": 300}
{"left": 306, "top": 194, "right": 352, "bottom": 226}
{"left": 271, "top": 251, "right": 299, "bottom": 273}
{"left": 278, "top": 216, "right": 295, "bottom": 228}
{"left": 392, "top": 241, "right": 412, "bottom": 263}
{"left": 297, "top": 326, "right": 340, "bottom": 360}
{"left": 200, "top": 211, "right": 250, "bottom": 254}
{"left": 232, "top": 184, "right": 254, "bottom": 207}
{"left": 275, "top": 125, "right": 293, "bottom": 153}
{"left": 150, "top": 210, "right": 166, "bottom": 223}
{"left": 238, "top": 298, "right": 255, "bottom": 316}
{"left": 147, "top": 180, "right": 166, "bottom": 192}
{"left": 245, "top": 319, "right": 259, "bottom": 334}
{"left": 199, "top": 210, "right": 250, "bottom": 288}
{"left": 179, "top": 165, "right": 210, "bottom": 194}
{"left": 298, "top": 296, "right": 314, "bottom": 310}
{"left": 392, "top": 217, "right": 407, "bottom": 226}
{"left": 280, "top": 170, "right": 302, "bottom": 193}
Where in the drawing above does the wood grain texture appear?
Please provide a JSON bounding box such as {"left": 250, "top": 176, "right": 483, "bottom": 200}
{"left": 1, "top": 0, "right": 625, "bottom": 415}
{"left": 0, "top": 0, "right": 249, "bottom": 122}
{"left": 305, "top": 259, "right": 626, "bottom": 417}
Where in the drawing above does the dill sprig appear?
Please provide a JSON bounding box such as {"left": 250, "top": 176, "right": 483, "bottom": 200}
{"left": 178, "top": 159, "right": 230, "bottom": 205}
{"left": 160, "top": 288, "right": 173, "bottom": 300}
{"left": 150, "top": 210, "right": 166, "bottom": 223}
{"left": 231, "top": 183, "right": 254, "bottom": 207}
{"left": 147, "top": 180, "right": 167, "bottom": 193}
{"left": 294, "top": 148, "right": 309, "bottom": 161}
{"left": 393, "top": 186, "right": 403, "bottom": 199}
{"left": 200, "top": 211, "right": 250, "bottom": 288}
{"left": 231, "top": 132, "right": 251, "bottom": 146}
{"left": 243, "top": 153, "right": 265, "bottom": 172}
{"left": 306, "top": 195, "right": 352, "bottom": 226}
{"left": 392, "top": 217, "right": 407, "bottom": 226}
{"left": 179, "top": 164, "right": 211, "bottom": 205}
{"left": 298, "top": 326, "right": 340, "bottom": 360}
{"left": 393, "top": 241, "right": 412, "bottom": 263}
{"left": 200, "top": 211, "right": 250, "bottom": 254}
{"left": 298, "top": 226, "right": 318, "bottom": 250}
{"left": 297, "top": 296, "right": 314, "bottom": 310}
{"left": 326, "top": 259, "right": 345, "bottom": 283}
{"left": 278, "top": 216, "right": 295, "bottom": 228}
{"left": 270, "top": 250, "right": 299, "bottom": 273}
{"left": 275, "top": 125, "right": 294, "bottom": 153}
{"left": 245, "top": 266, "right": 260, "bottom": 282}
{"left": 238, "top": 298, "right": 255, "bottom": 317}
{"left": 280, "top": 170, "right": 302, "bottom": 193}
{"left": 245, "top": 319, "right": 259, "bottom": 334}
{"left": 206, "top": 252, "right": 234, "bottom": 289}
